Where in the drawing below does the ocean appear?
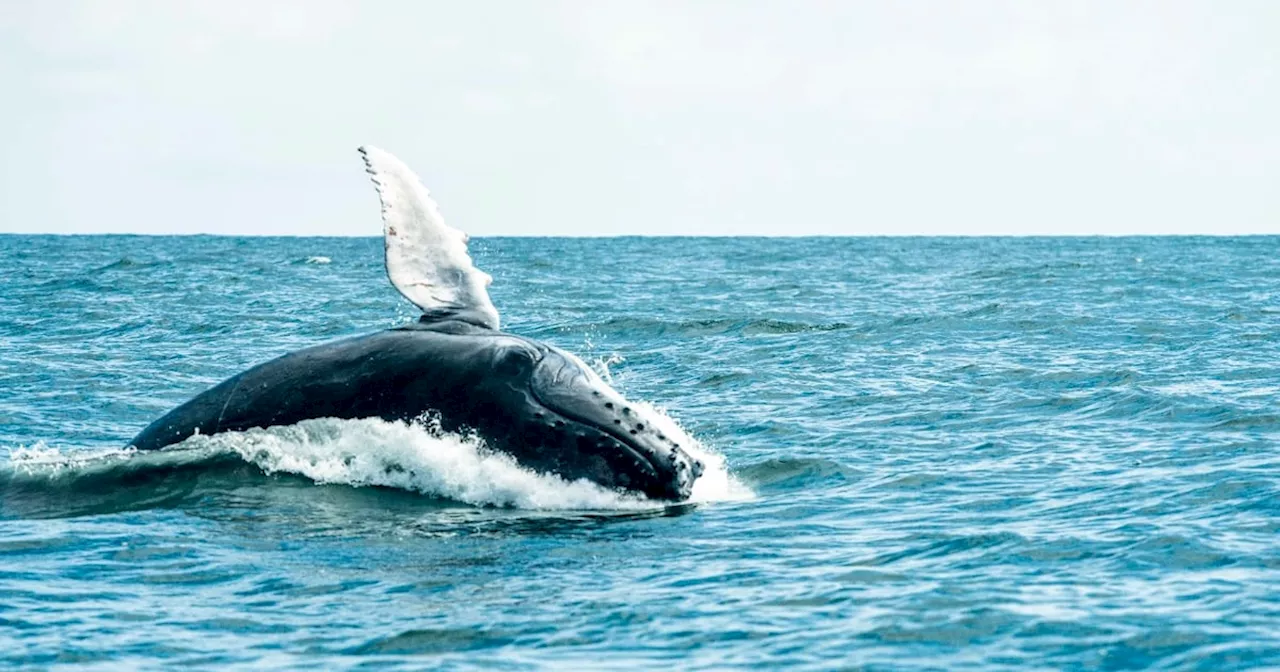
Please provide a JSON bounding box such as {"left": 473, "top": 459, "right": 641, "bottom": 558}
{"left": 2, "top": 235, "right": 1278, "bottom": 670}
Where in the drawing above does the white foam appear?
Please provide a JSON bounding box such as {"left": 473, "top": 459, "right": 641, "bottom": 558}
{"left": 627, "top": 401, "right": 753, "bottom": 504}
{"left": 177, "top": 415, "right": 750, "bottom": 509}
{"left": 586, "top": 352, "right": 626, "bottom": 386}
{"left": 5, "top": 414, "right": 749, "bottom": 509}
{"left": 305, "top": 256, "right": 332, "bottom": 264}
{"left": 7, "top": 442, "right": 138, "bottom": 472}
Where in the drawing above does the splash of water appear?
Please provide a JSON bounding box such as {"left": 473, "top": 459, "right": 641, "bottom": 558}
{"left": 6, "top": 415, "right": 749, "bottom": 510}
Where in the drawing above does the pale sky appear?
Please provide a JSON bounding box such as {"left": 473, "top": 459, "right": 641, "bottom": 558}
{"left": 1, "top": 1, "right": 1276, "bottom": 236}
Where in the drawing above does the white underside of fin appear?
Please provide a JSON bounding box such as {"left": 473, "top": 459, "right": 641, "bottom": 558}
{"left": 358, "top": 145, "right": 500, "bottom": 329}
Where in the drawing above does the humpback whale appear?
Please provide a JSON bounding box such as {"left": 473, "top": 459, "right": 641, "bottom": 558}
{"left": 128, "top": 147, "right": 702, "bottom": 501}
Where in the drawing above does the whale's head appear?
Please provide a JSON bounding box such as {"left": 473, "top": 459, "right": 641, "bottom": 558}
{"left": 465, "top": 336, "right": 703, "bottom": 501}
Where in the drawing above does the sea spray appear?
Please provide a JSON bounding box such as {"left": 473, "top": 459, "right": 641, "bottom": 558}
{"left": 6, "top": 416, "right": 747, "bottom": 510}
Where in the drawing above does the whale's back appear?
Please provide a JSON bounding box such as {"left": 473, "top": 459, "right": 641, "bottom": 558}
{"left": 127, "top": 325, "right": 502, "bottom": 452}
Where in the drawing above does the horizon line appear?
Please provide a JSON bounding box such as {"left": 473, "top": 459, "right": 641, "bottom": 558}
{"left": 1, "top": 231, "right": 1278, "bottom": 239}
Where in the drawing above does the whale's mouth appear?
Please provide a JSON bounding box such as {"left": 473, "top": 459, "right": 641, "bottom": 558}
{"left": 535, "top": 400, "right": 698, "bottom": 500}
{"left": 527, "top": 351, "right": 702, "bottom": 501}
{"left": 529, "top": 387, "right": 700, "bottom": 501}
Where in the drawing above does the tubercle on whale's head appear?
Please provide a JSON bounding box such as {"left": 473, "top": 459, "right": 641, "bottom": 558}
{"left": 475, "top": 340, "right": 702, "bottom": 501}
{"left": 528, "top": 346, "right": 702, "bottom": 501}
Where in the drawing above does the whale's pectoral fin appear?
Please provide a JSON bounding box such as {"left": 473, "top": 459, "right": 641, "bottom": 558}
{"left": 358, "top": 146, "right": 500, "bottom": 330}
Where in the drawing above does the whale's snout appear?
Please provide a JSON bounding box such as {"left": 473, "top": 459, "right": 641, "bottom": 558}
{"left": 525, "top": 347, "right": 701, "bottom": 501}
{"left": 587, "top": 398, "right": 701, "bottom": 500}
{"left": 523, "top": 397, "right": 699, "bottom": 501}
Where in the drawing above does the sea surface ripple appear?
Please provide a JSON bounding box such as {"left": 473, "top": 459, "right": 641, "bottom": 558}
{"left": 2, "top": 235, "right": 1279, "bottom": 670}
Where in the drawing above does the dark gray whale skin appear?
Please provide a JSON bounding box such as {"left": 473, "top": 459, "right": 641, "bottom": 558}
{"left": 128, "top": 316, "right": 701, "bottom": 501}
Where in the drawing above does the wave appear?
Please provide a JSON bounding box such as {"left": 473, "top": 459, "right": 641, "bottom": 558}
{"left": 737, "top": 457, "right": 863, "bottom": 490}
{"left": 91, "top": 256, "right": 176, "bottom": 273}
{"left": 547, "top": 316, "right": 854, "bottom": 338}
{"left": 2, "top": 414, "right": 749, "bottom": 519}
{"left": 545, "top": 307, "right": 1042, "bottom": 341}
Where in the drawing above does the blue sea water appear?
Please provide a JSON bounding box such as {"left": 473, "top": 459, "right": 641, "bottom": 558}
{"left": 2, "top": 234, "right": 1279, "bottom": 670}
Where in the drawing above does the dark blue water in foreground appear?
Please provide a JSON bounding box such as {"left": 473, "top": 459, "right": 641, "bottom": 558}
{"left": 2, "top": 235, "right": 1279, "bottom": 670}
